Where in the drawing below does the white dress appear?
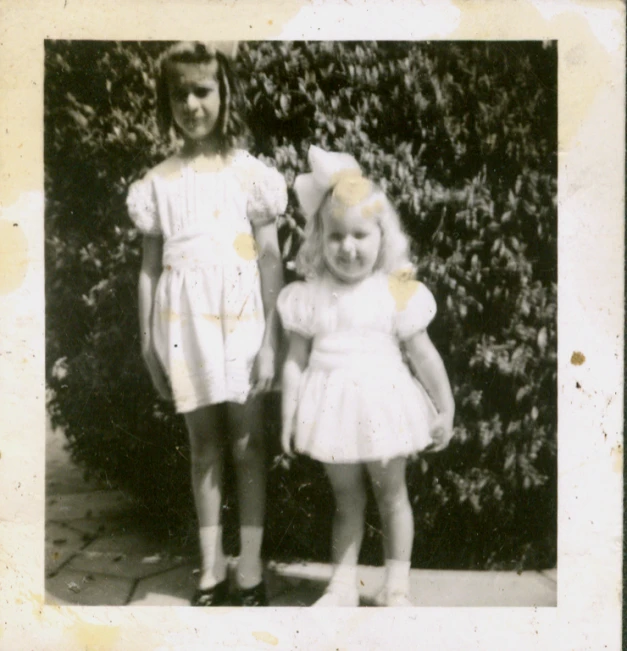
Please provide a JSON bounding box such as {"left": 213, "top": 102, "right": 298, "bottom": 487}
{"left": 277, "top": 272, "right": 438, "bottom": 464}
{"left": 127, "top": 150, "right": 287, "bottom": 413}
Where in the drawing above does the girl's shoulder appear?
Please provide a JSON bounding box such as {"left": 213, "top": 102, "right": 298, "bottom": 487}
{"left": 231, "top": 150, "right": 288, "bottom": 221}
{"left": 277, "top": 279, "right": 323, "bottom": 338}
{"left": 278, "top": 278, "right": 320, "bottom": 304}
{"left": 133, "top": 156, "right": 186, "bottom": 188}
{"left": 230, "top": 149, "right": 281, "bottom": 177}
{"left": 127, "top": 161, "right": 182, "bottom": 235}
{"left": 150, "top": 155, "right": 186, "bottom": 176}
{"left": 385, "top": 271, "right": 437, "bottom": 339}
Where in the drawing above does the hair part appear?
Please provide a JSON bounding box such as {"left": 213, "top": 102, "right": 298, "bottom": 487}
{"left": 295, "top": 182, "right": 414, "bottom": 279}
{"left": 155, "top": 41, "right": 247, "bottom": 154}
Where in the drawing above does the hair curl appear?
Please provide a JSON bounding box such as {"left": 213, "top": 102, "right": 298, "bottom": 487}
{"left": 295, "top": 181, "right": 414, "bottom": 279}
{"left": 155, "top": 41, "right": 247, "bottom": 154}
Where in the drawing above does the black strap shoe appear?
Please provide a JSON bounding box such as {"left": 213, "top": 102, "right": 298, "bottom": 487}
{"left": 233, "top": 581, "right": 268, "bottom": 607}
{"left": 191, "top": 579, "right": 230, "bottom": 606}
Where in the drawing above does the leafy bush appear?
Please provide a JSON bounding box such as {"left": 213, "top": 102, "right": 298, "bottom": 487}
{"left": 46, "top": 40, "right": 557, "bottom": 569}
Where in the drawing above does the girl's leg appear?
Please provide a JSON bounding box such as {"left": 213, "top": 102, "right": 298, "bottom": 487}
{"left": 366, "top": 457, "right": 413, "bottom": 606}
{"left": 316, "top": 463, "right": 367, "bottom": 606}
{"left": 225, "top": 399, "right": 266, "bottom": 591}
{"left": 184, "top": 405, "right": 228, "bottom": 591}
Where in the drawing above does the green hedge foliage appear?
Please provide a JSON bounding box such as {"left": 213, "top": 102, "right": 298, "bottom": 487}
{"left": 46, "top": 40, "right": 557, "bottom": 570}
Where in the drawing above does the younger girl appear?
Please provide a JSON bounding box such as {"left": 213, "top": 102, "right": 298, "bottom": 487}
{"left": 127, "top": 42, "right": 286, "bottom": 606}
{"left": 278, "top": 146, "right": 454, "bottom": 607}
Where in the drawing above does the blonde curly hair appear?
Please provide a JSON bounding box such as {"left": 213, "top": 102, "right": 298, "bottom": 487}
{"left": 295, "top": 177, "right": 414, "bottom": 279}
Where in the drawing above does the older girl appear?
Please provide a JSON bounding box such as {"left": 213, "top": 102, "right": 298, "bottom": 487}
{"left": 127, "top": 42, "right": 286, "bottom": 606}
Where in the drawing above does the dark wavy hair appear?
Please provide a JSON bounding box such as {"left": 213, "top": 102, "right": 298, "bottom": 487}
{"left": 156, "top": 41, "right": 247, "bottom": 154}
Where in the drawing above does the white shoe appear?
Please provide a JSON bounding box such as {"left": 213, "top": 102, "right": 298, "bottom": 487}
{"left": 313, "top": 586, "right": 359, "bottom": 607}
{"left": 373, "top": 587, "right": 412, "bottom": 607}
{"left": 386, "top": 591, "right": 413, "bottom": 607}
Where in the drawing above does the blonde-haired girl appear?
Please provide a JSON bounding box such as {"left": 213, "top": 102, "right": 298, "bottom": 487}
{"left": 278, "top": 146, "right": 454, "bottom": 606}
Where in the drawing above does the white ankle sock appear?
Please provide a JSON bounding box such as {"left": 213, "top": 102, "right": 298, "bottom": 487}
{"left": 198, "top": 525, "right": 227, "bottom": 589}
{"left": 385, "top": 559, "right": 411, "bottom": 596}
{"left": 329, "top": 563, "right": 358, "bottom": 590}
{"left": 313, "top": 564, "right": 359, "bottom": 607}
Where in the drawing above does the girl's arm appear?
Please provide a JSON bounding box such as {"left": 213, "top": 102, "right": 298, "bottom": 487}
{"left": 281, "top": 331, "right": 310, "bottom": 455}
{"left": 138, "top": 235, "right": 170, "bottom": 400}
{"left": 403, "top": 331, "right": 455, "bottom": 451}
{"left": 252, "top": 221, "right": 285, "bottom": 392}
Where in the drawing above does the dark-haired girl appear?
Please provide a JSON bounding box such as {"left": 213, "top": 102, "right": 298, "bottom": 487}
{"left": 127, "top": 42, "right": 286, "bottom": 606}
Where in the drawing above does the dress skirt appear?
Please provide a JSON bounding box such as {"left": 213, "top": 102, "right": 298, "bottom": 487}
{"left": 152, "top": 232, "right": 265, "bottom": 413}
{"left": 293, "top": 331, "right": 435, "bottom": 464}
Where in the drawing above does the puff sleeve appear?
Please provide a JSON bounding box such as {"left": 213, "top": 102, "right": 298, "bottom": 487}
{"left": 126, "top": 177, "right": 161, "bottom": 235}
{"left": 392, "top": 278, "right": 437, "bottom": 341}
{"left": 277, "top": 281, "right": 316, "bottom": 338}
{"left": 239, "top": 154, "right": 287, "bottom": 227}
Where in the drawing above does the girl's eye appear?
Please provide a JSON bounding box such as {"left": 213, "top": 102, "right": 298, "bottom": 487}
{"left": 354, "top": 232, "right": 368, "bottom": 240}
{"left": 194, "top": 88, "right": 211, "bottom": 99}
{"left": 329, "top": 233, "right": 343, "bottom": 242}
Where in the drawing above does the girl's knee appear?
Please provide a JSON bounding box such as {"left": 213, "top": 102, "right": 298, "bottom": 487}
{"left": 332, "top": 483, "right": 367, "bottom": 516}
{"left": 336, "top": 493, "right": 366, "bottom": 519}
{"left": 230, "top": 431, "right": 265, "bottom": 466}
{"left": 376, "top": 484, "right": 410, "bottom": 517}
{"left": 190, "top": 439, "right": 222, "bottom": 472}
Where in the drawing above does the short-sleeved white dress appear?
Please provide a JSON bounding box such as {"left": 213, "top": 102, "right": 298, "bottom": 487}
{"left": 127, "top": 150, "right": 287, "bottom": 413}
{"left": 277, "top": 272, "right": 438, "bottom": 464}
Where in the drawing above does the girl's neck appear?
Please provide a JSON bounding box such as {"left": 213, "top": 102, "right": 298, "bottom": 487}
{"left": 180, "top": 136, "right": 224, "bottom": 159}
{"left": 323, "top": 267, "right": 377, "bottom": 288}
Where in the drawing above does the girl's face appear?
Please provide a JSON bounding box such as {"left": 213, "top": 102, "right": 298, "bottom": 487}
{"left": 167, "top": 60, "right": 221, "bottom": 143}
{"left": 321, "top": 202, "right": 382, "bottom": 284}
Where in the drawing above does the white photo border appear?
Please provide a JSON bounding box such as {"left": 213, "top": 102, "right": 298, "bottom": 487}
{"left": 0, "top": 1, "right": 623, "bottom": 649}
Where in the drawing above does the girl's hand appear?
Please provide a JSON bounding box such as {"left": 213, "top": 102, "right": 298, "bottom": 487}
{"left": 252, "top": 344, "right": 275, "bottom": 394}
{"left": 142, "top": 346, "right": 172, "bottom": 401}
{"left": 426, "top": 412, "right": 454, "bottom": 453}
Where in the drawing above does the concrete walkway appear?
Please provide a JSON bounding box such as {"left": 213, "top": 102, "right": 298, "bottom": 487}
{"left": 45, "top": 422, "right": 556, "bottom": 607}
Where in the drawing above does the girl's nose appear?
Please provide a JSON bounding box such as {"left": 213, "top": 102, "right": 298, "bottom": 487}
{"left": 186, "top": 93, "right": 200, "bottom": 111}
{"left": 340, "top": 237, "right": 356, "bottom": 256}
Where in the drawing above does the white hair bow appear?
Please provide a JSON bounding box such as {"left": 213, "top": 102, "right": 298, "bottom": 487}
{"left": 294, "top": 146, "right": 363, "bottom": 219}
{"left": 204, "top": 41, "right": 239, "bottom": 59}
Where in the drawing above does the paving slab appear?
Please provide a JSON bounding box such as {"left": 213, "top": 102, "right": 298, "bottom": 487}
{"left": 45, "top": 569, "right": 134, "bottom": 606}
{"left": 268, "top": 562, "right": 381, "bottom": 606}
{"left": 66, "top": 531, "right": 191, "bottom": 581}
{"left": 46, "top": 490, "right": 136, "bottom": 522}
{"left": 269, "top": 578, "right": 327, "bottom": 607}
{"left": 406, "top": 569, "right": 556, "bottom": 607}
{"left": 59, "top": 518, "right": 108, "bottom": 540}
{"left": 45, "top": 521, "right": 90, "bottom": 576}
{"left": 129, "top": 561, "right": 325, "bottom": 606}
{"left": 268, "top": 562, "right": 556, "bottom": 608}
{"left": 129, "top": 563, "right": 197, "bottom": 605}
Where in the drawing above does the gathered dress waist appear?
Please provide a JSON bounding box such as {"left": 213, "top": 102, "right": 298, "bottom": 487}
{"left": 309, "top": 331, "right": 404, "bottom": 372}
{"left": 163, "top": 231, "right": 255, "bottom": 270}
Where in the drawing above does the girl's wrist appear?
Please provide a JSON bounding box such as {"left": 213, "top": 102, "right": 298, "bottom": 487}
{"left": 261, "top": 326, "right": 279, "bottom": 353}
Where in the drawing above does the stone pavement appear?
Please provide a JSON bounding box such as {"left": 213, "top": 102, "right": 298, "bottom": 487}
{"left": 45, "top": 421, "right": 557, "bottom": 608}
